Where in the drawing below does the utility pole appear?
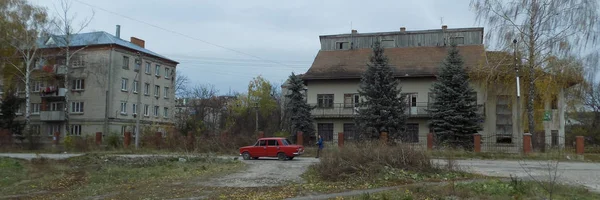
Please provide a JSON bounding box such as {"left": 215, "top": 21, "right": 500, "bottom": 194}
{"left": 513, "top": 39, "right": 521, "bottom": 136}
{"left": 135, "top": 52, "right": 142, "bottom": 149}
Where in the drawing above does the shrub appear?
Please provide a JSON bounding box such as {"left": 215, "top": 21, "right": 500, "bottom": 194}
{"left": 64, "top": 135, "right": 74, "bottom": 150}
{"left": 312, "top": 141, "right": 434, "bottom": 181}
{"left": 106, "top": 132, "right": 121, "bottom": 148}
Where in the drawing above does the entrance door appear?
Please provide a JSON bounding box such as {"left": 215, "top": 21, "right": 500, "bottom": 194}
{"left": 403, "top": 93, "right": 418, "bottom": 115}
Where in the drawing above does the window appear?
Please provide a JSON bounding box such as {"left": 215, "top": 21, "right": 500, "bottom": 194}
{"left": 450, "top": 37, "right": 465, "bottom": 45}
{"left": 48, "top": 124, "right": 61, "bottom": 136}
{"left": 133, "top": 80, "right": 139, "bottom": 93}
{"left": 335, "top": 42, "right": 350, "bottom": 50}
{"left": 317, "top": 94, "right": 334, "bottom": 108}
{"left": 120, "top": 102, "right": 127, "bottom": 114}
{"left": 145, "top": 62, "right": 151, "bottom": 74}
{"left": 153, "top": 106, "right": 159, "bottom": 116}
{"left": 164, "top": 87, "right": 169, "bottom": 98}
{"left": 402, "top": 93, "right": 418, "bottom": 107}
{"left": 121, "top": 78, "right": 128, "bottom": 91}
{"left": 122, "top": 56, "right": 129, "bottom": 69}
{"left": 343, "top": 94, "right": 359, "bottom": 108}
{"left": 164, "top": 68, "right": 171, "bottom": 79}
{"left": 71, "top": 102, "right": 84, "bottom": 113}
{"left": 428, "top": 92, "right": 436, "bottom": 108}
{"left": 134, "top": 59, "right": 140, "bottom": 71}
{"left": 33, "top": 81, "right": 44, "bottom": 92}
{"left": 163, "top": 107, "right": 168, "bottom": 118}
{"left": 496, "top": 95, "right": 513, "bottom": 143}
{"left": 31, "top": 125, "right": 40, "bottom": 135}
{"left": 317, "top": 123, "right": 334, "bottom": 141}
{"left": 381, "top": 39, "right": 395, "bottom": 48}
{"left": 72, "top": 79, "right": 85, "bottom": 90}
{"left": 144, "top": 83, "right": 150, "bottom": 95}
{"left": 155, "top": 65, "right": 160, "bottom": 76}
{"left": 50, "top": 102, "right": 63, "bottom": 111}
{"left": 72, "top": 58, "right": 85, "bottom": 68}
{"left": 154, "top": 85, "right": 160, "bottom": 97}
{"left": 267, "top": 140, "right": 278, "bottom": 146}
{"left": 256, "top": 140, "right": 266, "bottom": 146}
{"left": 16, "top": 103, "right": 23, "bottom": 114}
{"left": 343, "top": 123, "right": 356, "bottom": 141}
{"left": 70, "top": 125, "right": 82, "bottom": 136}
{"left": 31, "top": 103, "right": 40, "bottom": 114}
{"left": 401, "top": 123, "right": 419, "bottom": 143}
{"left": 144, "top": 104, "right": 149, "bottom": 116}
{"left": 132, "top": 103, "right": 137, "bottom": 114}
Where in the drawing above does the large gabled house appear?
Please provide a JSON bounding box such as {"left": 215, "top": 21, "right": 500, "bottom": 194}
{"left": 301, "top": 26, "right": 568, "bottom": 152}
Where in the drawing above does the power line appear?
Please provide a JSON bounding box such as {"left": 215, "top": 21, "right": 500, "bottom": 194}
{"left": 72, "top": 0, "right": 301, "bottom": 69}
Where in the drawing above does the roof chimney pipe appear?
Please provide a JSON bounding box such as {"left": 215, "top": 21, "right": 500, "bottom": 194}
{"left": 116, "top": 25, "right": 121, "bottom": 38}
{"left": 400, "top": 27, "right": 406, "bottom": 32}
{"left": 442, "top": 25, "right": 447, "bottom": 31}
{"left": 351, "top": 29, "right": 358, "bottom": 34}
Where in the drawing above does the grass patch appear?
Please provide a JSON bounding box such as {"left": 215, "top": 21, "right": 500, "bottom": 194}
{"left": 429, "top": 148, "right": 600, "bottom": 162}
{"left": 337, "top": 179, "right": 600, "bottom": 200}
{"left": 0, "top": 154, "right": 244, "bottom": 199}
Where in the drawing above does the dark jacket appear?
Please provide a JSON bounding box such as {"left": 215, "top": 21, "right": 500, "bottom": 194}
{"left": 317, "top": 138, "right": 324, "bottom": 149}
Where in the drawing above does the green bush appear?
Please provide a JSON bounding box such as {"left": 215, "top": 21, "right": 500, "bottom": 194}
{"left": 106, "top": 132, "right": 121, "bottom": 148}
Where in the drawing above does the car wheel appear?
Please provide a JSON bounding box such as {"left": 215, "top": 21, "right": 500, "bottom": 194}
{"left": 277, "top": 153, "right": 286, "bottom": 161}
{"left": 242, "top": 152, "right": 251, "bottom": 160}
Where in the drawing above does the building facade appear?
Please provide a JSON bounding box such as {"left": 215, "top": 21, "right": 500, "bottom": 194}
{"left": 301, "top": 26, "right": 567, "bottom": 152}
{"left": 14, "top": 29, "right": 178, "bottom": 139}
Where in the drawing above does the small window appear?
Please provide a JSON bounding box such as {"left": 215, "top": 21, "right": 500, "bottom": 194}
{"left": 132, "top": 103, "right": 137, "bottom": 114}
{"left": 134, "top": 59, "right": 140, "bottom": 71}
{"left": 144, "top": 104, "right": 149, "bottom": 116}
{"left": 163, "top": 107, "right": 168, "bottom": 118}
{"left": 120, "top": 102, "right": 127, "bottom": 114}
{"left": 164, "top": 68, "right": 170, "bottom": 79}
{"left": 154, "top": 85, "right": 160, "bottom": 97}
{"left": 133, "top": 80, "right": 139, "bottom": 93}
{"left": 381, "top": 39, "right": 395, "bottom": 48}
{"left": 71, "top": 102, "right": 84, "bottom": 113}
{"left": 121, "top": 78, "right": 128, "bottom": 91}
{"left": 335, "top": 42, "right": 350, "bottom": 50}
{"left": 267, "top": 140, "right": 278, "bottom": 146}
{"left": 317, "top": 94, "right": 334, "bottom": 108}
{"left": 72, "top": 79, "right": 85, "bottom": 90}
{"left": 31, "top": 103, "right": 40, "bottom": 114}
{"left": 33, "top": 81, "right": 44, "bottom": 92}
{"left": 153, "top": 106, "right": 159, "bottom": 116}
{"left": 144, "top": 83, "right": 150, "bottom": 95}
{"left": 70, "top": 125, "right": 82, "bottom": 136}
{"left": 450, "top": 37, "right": 465, "bottom": 45}
{"left": 50, "top": 102, "right": 63, "bottom": 111}
{"left": 155, "top": 65, "right": 160, "bottom": 76}
{"left": 145, "top": 62, "right": 151, "bottom": 74}
{"left": 402, "top": 123, "right": 419, "bottom": 143}
{"left": 344, "top": 94, "right": 359, "bottom": 108}
{"left": 122, "top": 56, "right": 129, "bottom": 69}
{"left": 164, "top": 87, "right": 169, "bottom": 98}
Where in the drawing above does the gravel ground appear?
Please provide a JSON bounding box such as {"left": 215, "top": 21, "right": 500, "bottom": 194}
{"left": 0, "top": 153, "right": 84, "bottom": 160}
{"left": 197, "top": 157, "right": 320, "bottom": 187}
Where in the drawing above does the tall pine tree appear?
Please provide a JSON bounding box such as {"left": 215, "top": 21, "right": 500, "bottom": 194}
{"left": 428, "top": 44, "right": 482, "bottom": 149}
{"left": 285, "top": 72, "right": 315, "bottom": 142}
{"left": 356, "top": 41, "right": 407, "bottom": 140}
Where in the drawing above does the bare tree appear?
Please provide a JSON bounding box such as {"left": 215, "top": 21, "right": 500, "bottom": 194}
{"left": 49, "top": 0, "right": 94, "bottom": 135}
{"left": 0, "top": 0, "right": 49, "bottom": 135}
{"left": 471, "top": 0, "right": 600, "bottom": 134}
{"left": 175, "top": 73, "right": 189, "bottom": 98}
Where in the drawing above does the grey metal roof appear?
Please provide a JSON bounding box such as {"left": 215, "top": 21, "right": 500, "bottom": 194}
{"left": 38, "top": 31, "right": 178, "bottom": 64}
{"left": 319, "top": 27, "right": 484, "bottom": 39}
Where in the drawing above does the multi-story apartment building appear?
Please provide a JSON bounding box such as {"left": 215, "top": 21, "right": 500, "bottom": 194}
{"left": 301, "top": 26, "right": 568, "bottom": 151}
{"left": 15, "top": 27, "right": 178, "bottom": 139}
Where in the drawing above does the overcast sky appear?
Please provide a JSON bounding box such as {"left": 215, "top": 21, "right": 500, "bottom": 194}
{"left": 30, "top": 0, "right": 482, "bottom": 94}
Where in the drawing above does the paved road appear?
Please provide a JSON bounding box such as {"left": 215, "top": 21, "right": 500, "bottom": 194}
{"left": 434, "top": 159, "right": 600, "bottom": 193}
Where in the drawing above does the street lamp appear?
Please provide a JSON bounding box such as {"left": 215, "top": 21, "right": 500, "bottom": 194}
{"left": 513, "top": 39, "right": 521, "bottom": 135}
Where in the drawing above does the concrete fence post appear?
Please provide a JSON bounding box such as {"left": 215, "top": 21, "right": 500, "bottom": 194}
{"left": 523, "top": 133, "right": 532, "bottom": 154}
{"left": 576, "top": 136, "right": 585, "bottom": 155}
{"left": 427, "top": 133, "right": 434, "bottom": 150}
{"left": 296, "top": 131, "right": 303, "bottom": 146}
{"left": 338, "top": 132, "right": 344, "bottom": 147}
{"left": 474, "top": 134, "right": 481, "bottom": 153}
{"left": 124, "top": 132, "right": 131, "bottom": 148}
{"left": 95, "top": 132, "right": 102, "bottom": 145}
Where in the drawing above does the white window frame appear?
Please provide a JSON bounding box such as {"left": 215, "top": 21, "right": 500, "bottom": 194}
{"left": 155, "top": 65, "right": 160, "bottom": 76}
{"left": 153, "top": 106, "right": 159, "bottom": 116}
{"left": 163, "top": 107, "right": 169, "bottom": 118}
{"left": 71, "top": 102, "right": 84, "bottom": 113}
{"left": 164, "top": 87, "right": 169, "bottom": 99}
{"left": 154, "top": 85, "right": 160, "bottom": 97}
{"left": 120, "top": 102, "right": 127, "bottom": 114}
{"left": 50, "top": 102, "right": 63, "bottom": 111}
{"left": 123, "top": 56, "right": 129, "bottom": 69}
{"left": 145, "top": 62, "right": 151, "bottom": 74}
{"left": 133, "top": 80, "right": 138, "bottom": 93}
{"left": 164, "top": 68, "right": 170, "bottom": 79}
{"left": 72, "top": 79, "right": 85, "bottom": 90}
{"left": 144, "top": 104, "right": 149, "bottom": 116}
{"left": 144, "top": 83, "right": 150, "bottom": 95}
{"left": 134, "top": 59, "right": 140, "bottom": 71}
{"left": 121, "top": 78, "right": 128, "bottom": 91}
{"left": 33, "top": 81, "right": 44, "bottom": 92}
{"left": 31, "top": 103, "right": 40, "bottom": 115}
{"left": 70, "top": 125, "right": 82, "bottom": 136}
{"left": 132, "top": 103, "right": 137, "bottom": 114}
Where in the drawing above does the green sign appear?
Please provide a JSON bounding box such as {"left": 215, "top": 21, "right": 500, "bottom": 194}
{"left": 543, "top": 111, "right": 552, "bottom": 121}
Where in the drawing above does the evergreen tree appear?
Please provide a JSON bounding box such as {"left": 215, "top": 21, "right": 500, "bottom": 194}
{"left": 428, "top": 44, "right": 482, "bottom": 149}
{"left": 355, "top": 41, "right": 407, "bottom": 140}
{"left": 285, "top": 72, "right": 315, "bottom": 142}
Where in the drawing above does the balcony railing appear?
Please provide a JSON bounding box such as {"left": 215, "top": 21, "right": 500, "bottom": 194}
{"left": 40, "top": 87, "right": 67, "bottom": 98}
{"left": 310, "top": 102, "right": 484, "bottom": 119}
{"left": 40, "top": 111, "right": 65, "bottom": 121}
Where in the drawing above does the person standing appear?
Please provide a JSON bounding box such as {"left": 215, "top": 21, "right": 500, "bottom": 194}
{"left": 316, "top": 135, "right": 323, "bottom": 158}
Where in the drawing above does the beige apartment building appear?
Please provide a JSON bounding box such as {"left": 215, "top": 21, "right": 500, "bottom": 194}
{"left": 301, "top": 26, "right": 567, "bottom": 152}
{"left": 14, "top": 27, "right": 178, "bottom": 139}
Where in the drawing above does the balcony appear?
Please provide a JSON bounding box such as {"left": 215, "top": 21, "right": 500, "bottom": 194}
{"left": 40, "top": 87, "right": 67, "bottom": 99}
{"left": 40, "top": 111, "right": 65, "bottom": 121}
{"left": 310, "top": 103, "right": 485, "bottom": 119}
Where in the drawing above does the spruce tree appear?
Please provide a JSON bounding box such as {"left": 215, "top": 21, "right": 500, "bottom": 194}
{"left": 428, "top": 44, "right": 482, "bottom": 149}
{"left": 355, "top": 41, "right": 407, "bottom": 140}
{"left": 285, "top": 72, "right": 315, "bottom": 142}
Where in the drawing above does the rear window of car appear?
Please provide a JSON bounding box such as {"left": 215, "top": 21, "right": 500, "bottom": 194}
{"left": 282, "top": 139, "right": 292, "bottom": 146}
{"left": 267, "top": 140, "right": 278, "bottom": 146}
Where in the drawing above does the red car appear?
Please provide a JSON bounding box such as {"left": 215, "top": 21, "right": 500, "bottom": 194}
{"left": 239, "top": 137, "right": 304, "bottom": 161}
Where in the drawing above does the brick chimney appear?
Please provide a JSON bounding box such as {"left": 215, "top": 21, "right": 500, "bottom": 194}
{"left": 351, "top": 29, "right": 358, "bottom": 34}
{"left": 130, "top": 37, "right": 145, "bottom": 48}
{"left": 400, "top": 27, "right": 406, "bottom": 32}
{"left": 442, "top": 25, "right": 448, "bottom": 31}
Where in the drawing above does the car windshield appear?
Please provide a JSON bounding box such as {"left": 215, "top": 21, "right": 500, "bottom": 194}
{"left": 282, "top": 139, "right": 292, "bottom": 146}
